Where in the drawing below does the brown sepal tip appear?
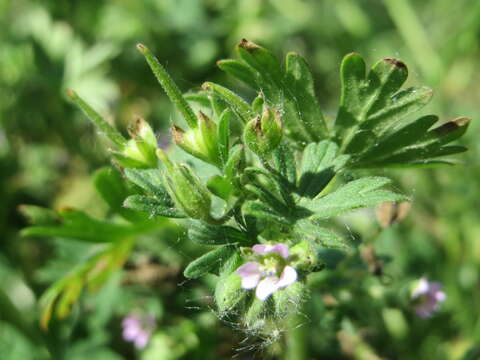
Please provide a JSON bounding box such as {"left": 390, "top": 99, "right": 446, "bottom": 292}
{"left": 238, "top": 38, "right": 260, "bottom": 51}
{"left": 383, "top": 58, "right": 407, "bottom": 71}
{"left": 136, "top": 43, "right": 147, "bottom": 54}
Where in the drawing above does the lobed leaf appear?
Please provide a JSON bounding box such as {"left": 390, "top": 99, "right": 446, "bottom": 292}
{"left": 188, "top": 221, "right": 248, "bottom": 245}
{"left": 305, "top": 177, "right": 408, "bottom": 220}
{"left": 335, "top": 54, "right": 434, "bottom": 157}
{"left": 298, "top": 141, "right": 349, "bottom": 199}
{"left": 94, "top": 167, "right": 146, "bottom": 221}
{"left": 123, "top": 195, "right": 185, "bottom": 218}
{"left": 183, "top": 245, "right": 236, "bottom": 279}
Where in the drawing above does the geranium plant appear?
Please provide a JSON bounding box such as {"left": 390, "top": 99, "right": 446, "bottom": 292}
{"left": 21, "top": 39, "right": 469, "bottom": 356}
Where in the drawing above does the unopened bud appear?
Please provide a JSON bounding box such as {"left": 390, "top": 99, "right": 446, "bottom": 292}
{"left": 243, "top": 107, "right": 282, "bottom": 157}
{"left": 116, "top": 117, "right": 158, "bottom": 168}
{"left": 172, "top": 112, "right": 221, "bottom": 167}
{"left": 157, "top": 149, "right": 213, "bottom": 222}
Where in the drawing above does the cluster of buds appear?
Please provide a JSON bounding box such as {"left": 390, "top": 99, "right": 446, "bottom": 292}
{"left": 114, "top": 117, "right": 159, "bottom": 169}
{"left": 172, "top": 111, "right": 222, "bottom": 167}
{"left": 243, "top": 107, "right": 283, "bottom": 158}
{"left": 156, "top": 149, "right": 217, "bottom": 223}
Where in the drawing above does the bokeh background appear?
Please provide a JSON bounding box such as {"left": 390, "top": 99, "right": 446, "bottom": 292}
{"left": 1, "top": 0, "right": 479, "bottom": 359}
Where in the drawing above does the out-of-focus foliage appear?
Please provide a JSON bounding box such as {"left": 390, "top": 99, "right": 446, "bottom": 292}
{"left": 1, "top": 0, "right": 479, "bottom": 359}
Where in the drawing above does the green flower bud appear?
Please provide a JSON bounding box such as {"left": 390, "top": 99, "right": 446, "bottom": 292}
{"left": 115, "top": 117, "right": 158, "bottom": 168}
{"left": 157, "top": 149, "right": 214, "bottom": 222}
{"left": 172, "top": 112, "right": 221, "bottom": 167}
{"left": 290, "top": 240, "right": 319, "bottom": 272}
{"left": 243, "top": 107, "right": 282, "bottom": 157}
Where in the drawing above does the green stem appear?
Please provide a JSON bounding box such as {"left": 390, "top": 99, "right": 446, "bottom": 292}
{"left": 66, "top": 90, "right": 126, "bottom": 148}
{"left": 284, "top": 311, "right": 308, "bottom": 360}
{"left": 137, "top": 44, "right": 198, "bottom": 128}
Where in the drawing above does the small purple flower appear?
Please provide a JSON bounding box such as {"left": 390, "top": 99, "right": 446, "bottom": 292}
{"left": 122, "top": 314, "right": 156, "bottom": 349}
{"left": 411, "top": 277, "right": 446, "bottom": 318}
{"left": 236, "top": 243, "right": 298, "bottom": 301}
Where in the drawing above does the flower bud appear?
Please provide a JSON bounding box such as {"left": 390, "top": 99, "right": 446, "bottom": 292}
{"left": 172, "top": 112, "right": 221, "bottom": 167}
{"left": 157, "top": 149, "right": 214, "bottom": 222}
{"left": 243, "top": 107, "right": 282, "bottom": 157}
{"left": 290, "top": 240, "right": 319, "bottom": 272}
{"left": 116, "top": 117, "right": 158, "bottom": 168}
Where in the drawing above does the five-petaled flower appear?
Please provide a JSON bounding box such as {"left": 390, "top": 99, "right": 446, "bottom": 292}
{"left": 122, "top": 314, "right": 156, "bottom": 349}
{"left": 236, "top": 243, "right": 297, "bottom": 301}
{"left": 411, "top": 277, "right": 446, "bottom": 318}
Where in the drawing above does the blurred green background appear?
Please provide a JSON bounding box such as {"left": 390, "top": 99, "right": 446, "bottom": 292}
{"left": 1, "top": 0, "right": 479, "bottom": 359}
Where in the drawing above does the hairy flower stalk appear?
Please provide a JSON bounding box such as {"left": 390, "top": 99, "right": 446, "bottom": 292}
{"left": 236, "top": 244, "right": 298, "bottom": 301}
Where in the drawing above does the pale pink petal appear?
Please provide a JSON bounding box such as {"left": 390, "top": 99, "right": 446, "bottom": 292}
{"left": 123, "top": 325, "right": 141, "bottom": 341}
{"left": 241, "top": 273, "right": 261, "bottom": 289}
{"left": 134, "top": 331, "right": 150, "bottom": 349}
{"left": 276, "top": 266, "right": 297, "bottom": 289}
{"left": 252, "top": 243, "right": 289, "bottom": 258}
{"left": 428, "top": 282, "right": 442, "bottom": 293}
{"left": 236, "top": 262, "right": 261, "bottom": 277}
{"left": 271, "top": 244, "right": 289, "bottom": 259}
{"left": 412, "top": 277, "right": 429, "bottom": 298}
{"left": 252, "top": 244, "right": 272, "bottom": 255}
{"left": 255, "top": 277, "right": 280, "bottom": 301}
{"left": 434, "top": 291, "right": 446, "bottom": 302}
{"left": 236, "top": 262, "right": 262, "bottom": 289}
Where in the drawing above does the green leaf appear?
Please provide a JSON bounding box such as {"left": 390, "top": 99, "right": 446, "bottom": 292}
{"left": 272, "top": 142, "right": 297, "bottom": 185}
{"left": 237, "top": 39, "right": 283, "bottom": 86}
{"left": 284, "top": 52, "right": 328, "bottom": 139}
{"left": 183, "top": 245, "right": 236, "bottom": 279}
{"left": 202, "top": 82, "right": 253, "bottom": 123}
{"left": 18, "top": 205, "right": 59, "bottom": 225}
{"left": 356, "top": 116, "right": 470, "bottom": 167}
{"left": 224, "top": 144, "right": 245, "bottom": 181}
{"left": 215, "top": 271, "right": 245, "bottom": 313}
{"left": 137, "top": 44, "right": 197, "bottom": 128}
{"left": 295, "top": 220, "right": 351, "bottom": 251}
{"left": 66, "top": 90, "right": 126, "bottom": 148}
{"left": 242, "top": 201, "right": 291, "bottom": 225}
{"left": 188, "top": 221, "right": 248, "bottom": 245}
{"left": 21, "top": 208, "right": 158, "bottom": 243}
{"left": 39, "top": 238, "right": 134, "bottom": 328}
{"left": 124, "top": 168, "right": 170, "bottom": 200}
{"left": 335, "top": 54, "right": 433, "bottom": 155}
{"left": 298, "top": 141, "right": 349, "bottom": 199}
{"left": 216, "top": 59, "right": 259, "bottom": 90}
{"left": 305, "top": 177, "right": 408, "bottom": 220}
{"left": 207, "top": 175, "right": 233, "bottom": 200}
{"left": 123, "top": 195, "right": 185, "bottom": 218}
{"left": 218, "top": 109, "right": 231, "bottom": 168}
{"left": 93, "top": 167, "right": 146, "bottom": 221}
{"left": 244, "top": 183, "right": 288, "bottom": 214}
{"left": 214, "top": 250, "right": 245, "bottom": 312}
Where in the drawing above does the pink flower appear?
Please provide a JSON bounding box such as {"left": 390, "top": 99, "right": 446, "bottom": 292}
{"left": 411, "top": 277, "right": 446, "bottom": 318}
{"left": 236, "top": 243, "right": 298, "bottom": 301}
{"left": 122, "top": 314, "right": 156, "bottom": 349}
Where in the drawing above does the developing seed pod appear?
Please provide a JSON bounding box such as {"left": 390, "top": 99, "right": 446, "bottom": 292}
{"left": 243, "top": 107, "right": 282, "bottom": 157}
{"left": 172, "top": 112, "right": 221, "bottom": 167}
{"left": 121, "top": 117, "right": 158, "bottom": 168}
{"left": 157, "top": 149, "right": 213, "bottom": 222}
